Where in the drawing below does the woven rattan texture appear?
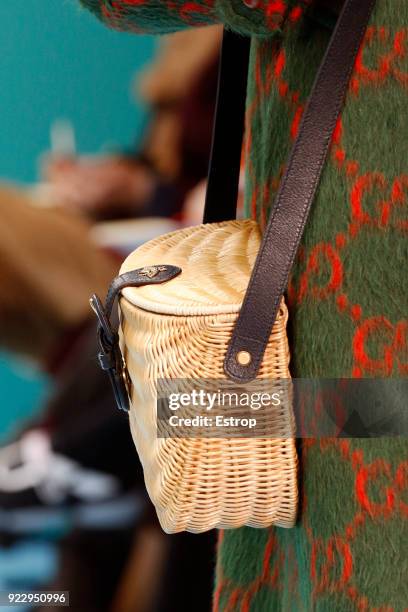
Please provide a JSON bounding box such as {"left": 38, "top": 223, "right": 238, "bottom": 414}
{"left": 119, "top": 220, "right": 298, "bottom": 533}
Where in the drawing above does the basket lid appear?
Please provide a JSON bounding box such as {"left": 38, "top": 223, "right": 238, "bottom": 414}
{"left": 119, "top": 219, "right": 260, "bottom": 316}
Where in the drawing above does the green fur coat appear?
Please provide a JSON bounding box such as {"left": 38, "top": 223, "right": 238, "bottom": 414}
{"left": 80, "top": 1, "right": 408, "bottom": 609}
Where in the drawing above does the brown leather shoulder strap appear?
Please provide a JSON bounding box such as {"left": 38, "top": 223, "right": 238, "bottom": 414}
{"left": 223, "top": 0, "right": 376, "bottom": 382}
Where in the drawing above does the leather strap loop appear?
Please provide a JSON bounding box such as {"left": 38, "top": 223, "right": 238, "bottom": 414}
{"left": 90, "top": 265, "right": 182, "bottom": 411}
{"left": 222, "top": 0, "right": 376, "bottom": 382}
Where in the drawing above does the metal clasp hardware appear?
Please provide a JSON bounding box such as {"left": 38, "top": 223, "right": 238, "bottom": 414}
{"left": 90, "top": 294, "right": 131, "bottom": 412}
{"left": 139, "top": 265, "right": 168, "bottom": 278}
{"left": 89, "top": 264, "right": 181, "bottom": 412}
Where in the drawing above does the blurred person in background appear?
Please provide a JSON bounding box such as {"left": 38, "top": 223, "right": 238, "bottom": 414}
{"left": 0, "top": 26, "right": 222, "bottom": 611}
{"left": 0, "top": 185, "right": 142, "bottom": 610}
{"left": 42, "top": 26, "right": 222, "bottom": 224}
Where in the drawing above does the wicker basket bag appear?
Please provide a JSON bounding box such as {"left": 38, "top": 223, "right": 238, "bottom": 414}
{"left": 91, "top": 1, "right": 374, "bottom": 534}
{"left": 117, "top": 219, "right": 297, "bottom": 533}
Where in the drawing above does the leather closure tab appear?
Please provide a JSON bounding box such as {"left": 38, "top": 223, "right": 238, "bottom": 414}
{"left": 104, "top": 265, "right": 182, "bottom": 318}
{"left": 90, "top": 265, "right": 182, "bottom": 411}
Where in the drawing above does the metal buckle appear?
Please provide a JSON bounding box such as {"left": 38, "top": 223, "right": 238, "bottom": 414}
{"left": 90, "top": 294, "right": 131, "bottom": 412}
{"left": 89, "top": 265, "right": 181, "bottom": 413}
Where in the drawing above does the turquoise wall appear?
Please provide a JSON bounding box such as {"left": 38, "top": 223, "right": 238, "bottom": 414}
{"left": 0, "top": 0, "right": 155, "bottom": 437}
{"left": 0, "top": 0, "right": 155, "bottom": 183}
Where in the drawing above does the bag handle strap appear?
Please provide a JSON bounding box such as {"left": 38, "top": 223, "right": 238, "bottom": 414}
{"left": 203, "top": 30, "right": 250, "bottom": 224}
{"left": 208, "top": 0, "right": 376, "bottom": 382}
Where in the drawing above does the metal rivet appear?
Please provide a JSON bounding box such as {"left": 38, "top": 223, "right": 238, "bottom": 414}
{"left": 243, "top": 0, "right": 259, "bottom": 7}
{"left": 236, "top": 350, "right": 252, "bottom": 366}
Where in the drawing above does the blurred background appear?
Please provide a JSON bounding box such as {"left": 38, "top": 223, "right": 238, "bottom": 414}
{"left": 0, "top": 1, "right": 225, "bottom": 610}
{"left": 0, "top": 0, "right": 154, "bottom": 441}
